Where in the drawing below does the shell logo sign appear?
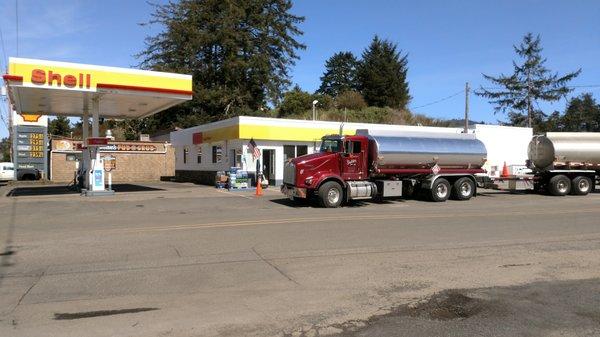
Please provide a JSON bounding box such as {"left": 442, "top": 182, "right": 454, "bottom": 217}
{"left": 30, "top": 69, "right": 91, "bottom": 89}
{"left": 20, "top": 113, "right": 43, "bottom": 122}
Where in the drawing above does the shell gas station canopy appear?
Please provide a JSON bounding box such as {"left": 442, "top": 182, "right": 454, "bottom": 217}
{"left": 3, "top": 57, "right": 193, "bottom": 119}
{"left": 2, "top": 57, "right": 192, "bottom": 196}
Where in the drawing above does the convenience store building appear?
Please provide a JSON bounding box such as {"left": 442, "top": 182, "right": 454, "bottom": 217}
{"left": 170, "top": 116, "right": 533, "bottom": 185}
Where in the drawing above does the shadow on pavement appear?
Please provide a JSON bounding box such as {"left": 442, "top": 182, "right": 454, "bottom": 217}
{"left": 6, "top": 184, "right": 164, "bottom": 197}
{"left": 270, "top": 197, "right": 404, "bottom": 208}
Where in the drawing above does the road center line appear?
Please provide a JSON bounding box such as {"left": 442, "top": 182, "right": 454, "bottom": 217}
{"left": 101, "top": 208, "right": 600, "bottom": 234}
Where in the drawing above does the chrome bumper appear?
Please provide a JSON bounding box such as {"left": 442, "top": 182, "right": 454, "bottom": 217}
{"left": 281, "top": 185, "right": 307, "bottom": 199}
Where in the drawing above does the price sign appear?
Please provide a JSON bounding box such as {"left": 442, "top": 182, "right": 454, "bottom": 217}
{"left": 13, "top": 125, "right": 47, "bottom": 173}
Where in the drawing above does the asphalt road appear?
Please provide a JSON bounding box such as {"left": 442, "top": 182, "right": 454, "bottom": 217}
{"left": 1, "top": 182, "right": 600, "bottom": 336}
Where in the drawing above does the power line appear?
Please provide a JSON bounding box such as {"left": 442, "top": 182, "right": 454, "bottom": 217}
{"left": 410, "top": 89, "right": 465, "bottom": 110}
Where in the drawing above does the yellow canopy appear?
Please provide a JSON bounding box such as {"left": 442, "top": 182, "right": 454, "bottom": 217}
{"left": 3, "top": 57, "right": 193, "bottom": 119}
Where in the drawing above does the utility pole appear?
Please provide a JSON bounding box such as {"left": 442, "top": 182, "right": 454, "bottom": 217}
{"left": 463, "top": 82, "right": 469, "bottom": 133}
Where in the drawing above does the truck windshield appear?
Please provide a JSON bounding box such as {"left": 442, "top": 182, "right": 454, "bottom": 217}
{"left": 320, "top": 139, "right": 342, "bottom": 153}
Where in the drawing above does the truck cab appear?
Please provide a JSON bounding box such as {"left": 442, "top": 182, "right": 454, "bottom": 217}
{"left": 282, "top": 134, "right": 372, "bottom": 207}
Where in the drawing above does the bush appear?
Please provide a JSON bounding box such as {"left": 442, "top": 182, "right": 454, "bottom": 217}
{"left": 335, "top": 91, "right": 367, "bottom": 110}
{"left": 277, "top": 87, "right": 313, "bottom": 117}
{"left": 348, "top": 106, "right": 394, "bottom": 124}
{"left": 312, "top": 93, "right": 335, "bottom": 110}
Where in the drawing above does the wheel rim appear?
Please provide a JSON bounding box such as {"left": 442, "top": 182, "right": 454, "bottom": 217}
{"left": 579, "top": 179, "right": 590, "bottom": 193}
{"left": 460, "top": 181, "right": 472, "bottom": 197}
{"left": 327, "top": 188, "right": 340, "bottom": 204}
{"left": 436, "top": 183, "right": 448, "bottom": 198}
{"left": 557, "top": 180, "right": 568, "bottom": 194}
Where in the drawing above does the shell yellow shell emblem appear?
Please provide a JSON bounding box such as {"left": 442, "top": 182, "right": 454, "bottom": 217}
{"left": 20, "top": 114, "right": 42, "bottom": 122}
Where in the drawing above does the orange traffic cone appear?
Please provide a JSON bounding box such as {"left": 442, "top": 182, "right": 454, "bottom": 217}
{"left": 255, "top": 176, "right": 263, "bottom": 197}
{"left": 501, "top": 161, "right": 510, "bottom": 177}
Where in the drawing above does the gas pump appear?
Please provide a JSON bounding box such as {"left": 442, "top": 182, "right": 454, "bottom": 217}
{"left": 81, "top": 137, "right": 114, "bottom": 196}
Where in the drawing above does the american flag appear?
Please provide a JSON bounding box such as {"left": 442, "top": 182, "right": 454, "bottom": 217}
{"left": 248, "top": 138, "right": 261, "bottom": 160}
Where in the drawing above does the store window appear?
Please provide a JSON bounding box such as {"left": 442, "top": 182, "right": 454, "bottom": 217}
{"left": 183, "top": 147, "right": 189, "bottom": 164}
{"left": 197, "top": 146, "right": 202, "bottom": 164}
{"left": 283, "top": 145, "right": 295, "bottom": 162}
{"left": 297, "top": 145, "right": 308, "bottom": 156}
{"left": 212, "top": 145, "right": 222, "bottom": 163}
{"left": 283, "top": 145, "right": 309, "bottom": 165}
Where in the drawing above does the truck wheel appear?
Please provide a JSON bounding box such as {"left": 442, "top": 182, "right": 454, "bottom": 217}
{"left": 548, "top": 175, "right": 571, "bottom": 196}
{"left": 430, "top": 178, "right": 450, "bottom": 202}
{"left": 451, "top": 177, "right": 475, "bottom": 200}
{"left": 318, "top": 181, "right": 343, "bottom": 208}
{"left": 571, "top": 176, "right": 592, "bottom": 196}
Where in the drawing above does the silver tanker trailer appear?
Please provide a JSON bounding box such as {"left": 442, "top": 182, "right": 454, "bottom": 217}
{"left": 527, "top": 132, "right": 600, "bottom": 196}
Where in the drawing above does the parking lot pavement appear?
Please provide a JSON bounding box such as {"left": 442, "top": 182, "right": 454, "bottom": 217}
{"left": 1, "top": 182, "right": 600, "bottom": 336}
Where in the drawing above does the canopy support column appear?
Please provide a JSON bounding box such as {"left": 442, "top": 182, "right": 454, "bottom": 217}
{"left": 81, "top": 99, "right": 90, "bottom": 190}
{"left": 92, "top": 96, "right": 100, "bottom": 137}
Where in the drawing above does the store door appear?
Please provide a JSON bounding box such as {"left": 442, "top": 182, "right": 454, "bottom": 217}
{"left": 262, "top": 149, "right": 276, "bottom": 185}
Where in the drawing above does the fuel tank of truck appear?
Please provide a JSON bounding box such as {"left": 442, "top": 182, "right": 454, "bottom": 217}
{"left": 528, "top": 132, "right": 600, "bottom": 169}
{"left": 356, "top": 130, "right": 487, "bottom": 169}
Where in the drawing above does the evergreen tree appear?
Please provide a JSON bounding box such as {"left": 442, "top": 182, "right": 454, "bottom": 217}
{"left": 0, "top": 137, "right": 10, "bottom": 162}
{"left": 135, "top": 0, "right": 305, "bottom": 133}
{"left": 48, "top": 116, "right": 72, "bottom": 137}
{"left": 477, "top": 33, "right": 581, "bottom": 128}
{"left": 357, "top": 36, "right": 410, "bottom": 109}
{"left": 560, "top": 93, "right": 600, "bottom": 131}
{"left": 317, "top": 52, "right": 359, "bottom": 97}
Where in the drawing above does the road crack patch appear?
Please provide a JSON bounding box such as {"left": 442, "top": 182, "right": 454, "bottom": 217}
{"left": 252, "top": 246, "right": 299, "bottom": 285}
{"left": 54, "top": 307, "right": 159, "bottom": 320}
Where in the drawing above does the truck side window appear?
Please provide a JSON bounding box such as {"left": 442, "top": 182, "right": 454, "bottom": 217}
{"left": 353, "top": 141, "right": 362, "bottom": 153}
{"left": 344, "top": 141, "right": 352, "bottom": 154}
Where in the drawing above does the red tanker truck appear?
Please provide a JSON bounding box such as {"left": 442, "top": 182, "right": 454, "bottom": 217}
{"left": 281, "top": 130, "right": 488, "bottom": 207}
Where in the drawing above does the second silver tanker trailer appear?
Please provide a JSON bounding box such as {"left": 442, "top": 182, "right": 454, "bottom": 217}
{"left": 282, "top": 129, "right": 488, "bottom": 207}
{"left": 527, "top": 132, "right": 600, "bottom": 196}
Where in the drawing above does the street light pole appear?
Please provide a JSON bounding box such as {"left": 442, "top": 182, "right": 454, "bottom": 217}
{"left": 464, "top": 82, "right": 470, "bottom": 133}
{"left": 312, "top": 100, "right": 318, "bottom": 120}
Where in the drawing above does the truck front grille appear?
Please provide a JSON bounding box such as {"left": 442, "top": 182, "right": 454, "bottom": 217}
{"left": 283, "top": 162, "right": 295, "bottom": 185}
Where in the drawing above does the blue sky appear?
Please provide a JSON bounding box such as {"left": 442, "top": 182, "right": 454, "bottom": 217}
{"left": 1, "top": 0, "right": 599, "bottom": 138}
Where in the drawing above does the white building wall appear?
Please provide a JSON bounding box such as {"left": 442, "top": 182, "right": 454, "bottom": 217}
{"left": 473, "top": 124, "right": 533, "bottom": 177}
